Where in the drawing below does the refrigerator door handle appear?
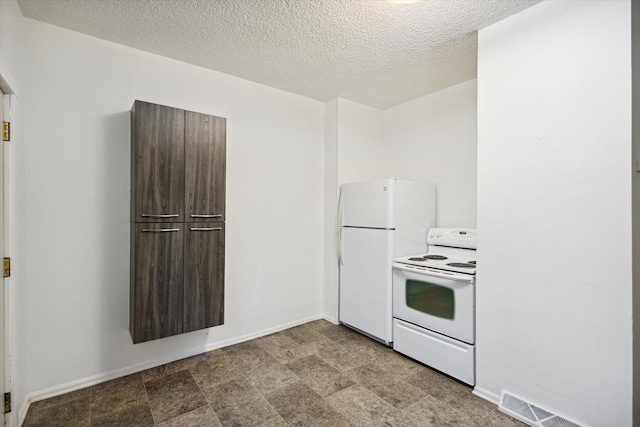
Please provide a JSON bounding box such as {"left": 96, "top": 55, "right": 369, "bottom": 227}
{"left": 337, "top": 186, "right": 345, "bottom": 265}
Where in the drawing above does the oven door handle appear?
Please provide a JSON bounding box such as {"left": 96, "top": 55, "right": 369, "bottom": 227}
{"left": 392, "top": 262, "right": 474, "bottom": 283}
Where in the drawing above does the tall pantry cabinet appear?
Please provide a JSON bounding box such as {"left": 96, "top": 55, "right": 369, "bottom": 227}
{"left": 130, "top": 100, "right": 226, "bottom": 344}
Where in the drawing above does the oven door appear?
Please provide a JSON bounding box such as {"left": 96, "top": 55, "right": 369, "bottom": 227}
{"left": 392, "top": 263, "right": 475, "bottom": 344}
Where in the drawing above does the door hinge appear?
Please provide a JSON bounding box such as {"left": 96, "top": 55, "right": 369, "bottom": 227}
{"left": 2, "top": 122, "right": 9, "bottom": 142}
{"left": 4, "top": 392, "right": 10, "bottom": 413}
{"left": 3, "top": 258, "right": 10, "bottom": 278}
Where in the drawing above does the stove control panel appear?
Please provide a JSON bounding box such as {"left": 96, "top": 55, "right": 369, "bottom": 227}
{"left": 427, "top": 228, "right": 477, "bottom": 249}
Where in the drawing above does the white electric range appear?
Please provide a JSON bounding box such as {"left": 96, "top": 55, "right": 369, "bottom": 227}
{"left": 392, "top": 228, "right": 477, "bottom": 385}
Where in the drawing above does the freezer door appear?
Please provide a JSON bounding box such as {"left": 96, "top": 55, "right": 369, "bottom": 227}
{"left": 339, "top": 227, "right": 394, "bottom": 343}
{"left": 340, "top": 178, "right": 395, "bottom": 229}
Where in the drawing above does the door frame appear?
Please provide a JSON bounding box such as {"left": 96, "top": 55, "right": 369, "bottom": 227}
{"left": 0, "top": 72, "right": 16, "bottom": 427}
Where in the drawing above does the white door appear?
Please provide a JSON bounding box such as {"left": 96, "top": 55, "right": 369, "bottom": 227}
{"left": 339, "top": 227, "right": 394, "bottom": 343}
{"left": 340, "top": 178, "right": 395, "bottom": 229}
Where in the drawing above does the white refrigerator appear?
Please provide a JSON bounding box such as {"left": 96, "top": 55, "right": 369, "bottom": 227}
{"left": 338, "top": 178, "right": 436, "bottom": 344}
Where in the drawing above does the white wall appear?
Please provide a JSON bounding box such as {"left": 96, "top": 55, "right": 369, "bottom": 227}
{"left": 335, "top": 98, "right": 386, "bottom": 185}
{"left": 323, "top": 98, "right": 339, "bottom": 322}
{"left": 477, "top": 1, "right": 632, "bottom": 425}
{"left": 21, "top": 16, "right": 325, "bottom": 412}
{"left": 384, "top": 80, "right": 477, "bottom": 228}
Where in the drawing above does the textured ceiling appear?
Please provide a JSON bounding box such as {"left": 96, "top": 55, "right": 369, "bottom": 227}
{"left": 17, "top": 0, "right": 541, "bottom": 109}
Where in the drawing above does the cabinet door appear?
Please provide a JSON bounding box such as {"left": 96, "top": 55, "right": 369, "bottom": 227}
{"left": 132, "top": 101, "right": 185, "bottom": 222}
{"left": 183, "top": 222, "right": 225, "bottom": 332}
{"left": 185, "top": 111, "right": 226, "bottom": 222}
{"left": 131, "top": 223, "right": 184, "bottom": 343}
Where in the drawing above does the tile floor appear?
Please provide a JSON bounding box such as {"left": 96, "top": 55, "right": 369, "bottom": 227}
{"left": 23, "top": 320, "right": 525, "bottom": 426}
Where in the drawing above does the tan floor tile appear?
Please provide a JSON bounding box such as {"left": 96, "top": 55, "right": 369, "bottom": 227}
{"left": 266, "top": 381, "right": 351, "bottom": 426}
{"left": 27, "top": 387, "right": 90, "bottom": 412}
{"left": 212, "top": 396, "right": 279, "bottom": 427}
{"left": 90, "top": 373, "right": 148, "bottom": 419}
{"left": 23, "top": 395, "right": 90, "bottom": 427}
{"left": 345, "top": 364, "right": 426, "bottom": 409}
{"left": 478, "top": 408, "right": 529, "bottom": 426}
{"left": 283, "top": 324, "right": 329, "bottom": 345}
{"left": 91, "top": 402, "right": 154, "bottom": 427}
{"left": 407, "top": 368, "right": 494, "bottom": 422}
{"left": 318, "top": 326, "right": 383, "bottom": 362}
{"left": 204, "top": 378, "right": 279, "bottom": 426}
{"left": 157, "top": 405, "right": 222, "bottom": 427}
{"left": 286, "top": 355, "right": 355, "bottom": 397}
{"left": 405, "top": 365, "right": 459, "bottom": 397}
{"left": 203, "top": 377, "right": 262, "bottom": 411}
{"left": 396, "top": 394, "right": 474, "bottom": 427}
{"left": 346, "top": 364, "right": 398, "bottom": 387}
{"left": 205, "top": 379, "right": 278, "bottom": 426}
{"left": 448, "top": 389, "right": 499, "bottom": 423}
{"left": 244, "top": 360, "right": 300, "bottom": 394}
{"left": 318, "top": 324, "right": 363, "bottom": 343}
{"left": 221, "top": 341, "right": 262, "bottom": 359}
{"left": 368, "top": 350, "right": 426, "bottom": 378}
{"left": 141, "top": 350, "right": 226, "bottom": 383}
{"left": 257, "top": 415, "right": 289, "bottom": 426}
{"left": 223, "top": 342, "right": 280, "bottom": 373}
{"left": 141, "top": 359, "right": 193, "bottom": 383}
{"left": 337, "top": 336, "right": 383, "bottom": 359}
{"left": 305, "top": 373, "right": 356, "bottom": 398}
{"left": 370, "top": 379, "right": 426, "bottom": 410}
{"left": 145, "top": 370, "right": 208, "bottom": 423}
{"left": 326, "top": 384, "right": 402, "bottom": 426}
{"left": 314, "top": 339, "right": 373, "bottom": 372}
{"left": 190, "top": 350, "right": 242, "bottom": 388}
{"left": 254, "top": 332, "right": 311, "bottom": 363}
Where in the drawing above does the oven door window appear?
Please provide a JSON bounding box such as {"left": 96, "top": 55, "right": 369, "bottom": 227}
{"left": 406, "top": 279, "right": 454, "bottom": 320}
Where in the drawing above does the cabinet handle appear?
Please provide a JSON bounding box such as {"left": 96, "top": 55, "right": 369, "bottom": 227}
{"left": 142, "top": 228, "right": 180, "bottom": 232}
{"left": 141, "top": 214, "right": 179, "bottom": 218}
{"left": 190, "top": 214, "right": 222, "bottom": 218}
{"left": 190, "top": 227, "right": 222, "bottom": 231}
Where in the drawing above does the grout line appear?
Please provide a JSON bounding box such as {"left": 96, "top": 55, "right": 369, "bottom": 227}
{"left": 88, "top": 386, "right": 92, "bottom": 426}
{"left": 142, "top": 378, "right": 158, "bottom": 427}
{"left": 189, "top": 362, "right": 225, "bottom": 426}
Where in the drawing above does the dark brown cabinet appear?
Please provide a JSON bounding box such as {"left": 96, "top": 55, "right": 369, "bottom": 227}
{"left": 130, "top": 100, "right": 226, "bottom": 344}
{"left": 183, "top": 223, "right": 225, "bottom": 333}
{"left": 130, "top": 223, "right": 184, "bottom": 342}
{"left": 185, "top": 111, "right": 226, "bottom": 222}
{"left": 131, "top": 102, "right": 185, "bottom": 223}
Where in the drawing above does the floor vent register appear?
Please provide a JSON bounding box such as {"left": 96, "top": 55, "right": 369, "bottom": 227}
{"left": 499, "top": 391, "right": 585, "bottom": 427}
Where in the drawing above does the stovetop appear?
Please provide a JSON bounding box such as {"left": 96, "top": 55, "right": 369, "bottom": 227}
{"left": 394, "top": 228, "right": 477, "bottom": 275}
{"left": 394, "top": 252, "right": 477, "bottom": 275}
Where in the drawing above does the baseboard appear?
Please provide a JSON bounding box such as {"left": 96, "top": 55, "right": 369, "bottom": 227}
{"left": 473, "top": 385, "right": 501, "bottom": 405}
{"left": 18, "top": 313, "right": 325, "bottom": 426}
{"left": 18, "top": 398, "right": 30, "bottom": 427}
{"left": 321, "top": 314, "right": 339, "bottom": 325}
